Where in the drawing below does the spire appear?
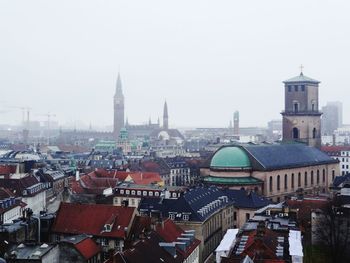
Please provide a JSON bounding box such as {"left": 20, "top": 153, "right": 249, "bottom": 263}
{"left": 163, "top": 100, "right": 169, "bottom": 130}
{"left": 115, "top": 72, "right": 123, "bottom": 97}
{"left": 149, "top": 116, "right": 152, "bottom": 125}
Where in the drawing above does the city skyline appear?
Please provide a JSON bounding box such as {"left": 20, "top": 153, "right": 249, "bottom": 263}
{"left": 1, "top": 0, "right": 350, "bottom": 128}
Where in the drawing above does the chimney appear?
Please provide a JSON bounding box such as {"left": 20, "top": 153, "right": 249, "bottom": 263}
{"left": 75, "top": 170, "right": 80, "bottom": 181}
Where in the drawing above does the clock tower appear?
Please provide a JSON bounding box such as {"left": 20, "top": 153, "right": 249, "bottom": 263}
{"left": 113, "top": 72, "right": 125, "bottom": 138}
{"left": 281, "top": 69, "right": 322, "bottom": 148}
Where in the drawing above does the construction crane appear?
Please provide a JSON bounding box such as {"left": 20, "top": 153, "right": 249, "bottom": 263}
{"left": 8, "top": 106, "right": 32, "bottom": 127}
{"left": 37, "top": 112, "right": 56, "bottom": 145}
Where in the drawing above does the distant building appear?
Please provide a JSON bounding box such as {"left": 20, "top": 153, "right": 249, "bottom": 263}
{"left": 282, "top": 71, "right": 322, "bottom": 148}
{"left": 201, "top": 143, "right": 339, "bottom": 202}
{"left": 321, "top": 145, "right": 350, "bottom": 175}
{"left": 322, "top": 101, "right": 343, "bottom": 135}
{"left": 233, "top": 111, "right": 239, "bottom": 136}
{"left": 113, "top": 73, "right": 125, "bottom": 138}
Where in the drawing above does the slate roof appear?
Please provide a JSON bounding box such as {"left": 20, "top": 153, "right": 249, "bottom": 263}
{"left": 140, "top": 186, "right": 233, "bottom": 222}
{"left": 223, "top": 189, "right": 272, "bottom": 209}
{"left": 333, "top": 174, "right": 350, "bottom": 187}
{"left": 242, "top": 143, "right": 337, "bottom": 171}
{"left": 283, "top": 73, "right": 320, "bottom": 84}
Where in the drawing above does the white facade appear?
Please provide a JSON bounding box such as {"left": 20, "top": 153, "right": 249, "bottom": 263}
{"left": 2, "top": 205, "right": 21, "bottom": 224}
{"left": 331, "top": 150, "right": 350, "bottom": 175}
{"left": 22, "top": 190, "right": 46, "bottom": 214}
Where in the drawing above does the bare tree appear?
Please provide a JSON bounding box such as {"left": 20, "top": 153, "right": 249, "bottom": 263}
{"left": 312, "top": 196, "right": 350, "bottom": 263}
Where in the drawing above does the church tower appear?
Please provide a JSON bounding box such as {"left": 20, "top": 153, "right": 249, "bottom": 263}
{"left": 281, "top": 69, "right": 322, "bottom": 148}
{"left": 113, "top": 72, "right": 125, "bottom": 137}
{"left": 163, "top": 100, "right": 169, "bottom": 130}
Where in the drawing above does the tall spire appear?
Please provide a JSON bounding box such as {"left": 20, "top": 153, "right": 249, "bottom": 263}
{"left": 115, "top": 72, "right": 123, "bottom": 97}
{"left": 163, "top": 100, "right": 169, "bottom": 130}
{"left": 113, "top": 72, "right": 125, "bottom": 137}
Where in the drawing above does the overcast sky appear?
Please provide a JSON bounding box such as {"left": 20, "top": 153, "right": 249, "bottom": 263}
{"left": 0, "top": 0, "right": 349, "bottom": 129}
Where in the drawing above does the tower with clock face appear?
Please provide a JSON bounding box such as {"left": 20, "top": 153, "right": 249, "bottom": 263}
{"left": 113, "top": 72, "right": 125, "bottom": 138}
{"left": 281, "top": 69, "right": 322, "bottom": 148}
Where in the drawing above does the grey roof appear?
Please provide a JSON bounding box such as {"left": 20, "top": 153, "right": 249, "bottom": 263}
{"left": 283, "top": 73, "right": 320, "bottom": 84}
{"left": 242, "top": 143, "right": 337, "bottom": 170}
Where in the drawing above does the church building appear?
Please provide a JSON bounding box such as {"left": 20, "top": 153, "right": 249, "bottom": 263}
{"left": 281, "top": 69, "right": 322, "bottom": 148}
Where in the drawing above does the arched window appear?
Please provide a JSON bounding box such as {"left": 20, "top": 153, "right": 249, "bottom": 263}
{"left": 293, "top": 128, "right": 299, "bottom": 139}
{"left": 269, "top": 176, "right": 273, "bottom": 192}
{"left": 313, "top": 128, "right": 317, "bottom": 139}
{"left": 294, "top": 102, "right": 299, "bottom": 112}
{"left": 332, "top": 170, "right": 335, "bottom": 181}
{"left": 322, "top": 169, "right": 326, "bottom": 183}
{"left": 317, "top": 170, "right": 320, "bottom": 184}
{"left": 298, "top": 172, "right": 301, "bottom": 187}
{"left": 277, "top": 175, "right": 280, "bottom": 191}
{"left": 311, "top": 171, "right": 314, "bottom": 185}
{"left": 305, "top": 172, "right": 308, "bottom": 186}
{"left": 284, "top": 174, "right": 288, "bottom": 189}
{"left": 291, "top": 173, "right": 295, "bottom": 188}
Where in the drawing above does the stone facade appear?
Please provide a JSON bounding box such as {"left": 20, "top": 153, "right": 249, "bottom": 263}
{"left": 282, "top": 73, "right": 322, "bottom": 148}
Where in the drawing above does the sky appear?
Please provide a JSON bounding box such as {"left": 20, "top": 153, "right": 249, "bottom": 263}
{"left": 0, "top": 0, "right": 349, "bottom": 129}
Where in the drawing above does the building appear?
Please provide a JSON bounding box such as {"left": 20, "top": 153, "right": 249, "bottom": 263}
{"left": 281, "top": 71, "right": 322, "bottom": 148}
{"left": 139, "top": 186, "right": 235, "bottom": 262}
{"left": 201, "top": 143, "right": 339, "bottom": 202}
{"left": 163, "top": 100, "right": 169, "bottom": 130}
{"left": 51, "top": 203, "right": 136, "bottom": 259}
{"left": 8, "top": 243, "right": 59, "bottom": 263}
{"left": 0, "top": 188, "right": 22, "bottom": 224}
{"left": 322, "top": 101, "right": 343, "bottom": 135}
{"left": 58, "top": 235, "right": 101, "bottom": 263}
{"left": 113, "top": 72, "right": 125, "bottom": 138}
{"left": 321, "top": 145, "right": 350, "bottom": 175}
{"left": 233, "top": 111, "right": 239, "bottom": 136}
{"left": 220, "top": 223, "right": 303, "bottom": 263}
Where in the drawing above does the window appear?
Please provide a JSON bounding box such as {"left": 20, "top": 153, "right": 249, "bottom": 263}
{"left": 269, "top": 176, "right": 273, "bottom": 192}
{"left": 131, "top": 190, "right": 135, "bottom": 195}
{"left": 301, "top": 85, "right": 305, "bottom": 91}
{"left": 313, "top": 128, "right": 317, "bottom": 139}
{"left": 332, "top": 170, "right": 335, "bottom": 181}
{"left": 245, "top": 213, "right": 250, "bottom": 222}
{"left": 311, "top": 171, "right": 314, "bottom": 185}
{"left": 183, "top": 214, "right": 189, "bottom": 221}
{"left": 120, "top": 190, "right": 124, "bottom": 194}
{"left": 294, "top": 85, "right": 299, "bottom": 92}
{"left": 155, "top": 191, "right": 159, "bottom": 196}
{"left": 291, "top": 173, "right": 295, "bottom": 188}
{"left": 137, "top": 191, "right": 141, "bottom": 196}
{"left": 322, "top": 169, "right": 326, "bottom": 183}
{"left": 288, "top": 85, "right": 292, "bottom": 92}
{"left": 293, "top": 127, "right": 299, "bottom": 139}
{"left": 126, "top": 190, "right": 130, "bottom": 195}
{"left": 143, "top": 191, "right": 147, "bottom": 196}
{"left": 317, "top": 170, "right": 320, "bottom": 184}
{"left": 149, "top": 191, "right": 153, "bottom": 196}
{"left": 169, "top": 214, "right": 175, "bottom": 220}
{"left": 305, "top": 172, "right": 308, "bottom": 186}
{"left": 172, "top": 193, "right": 177, "bottom": 198}
{"left": 294, "top": 103, "right": 299, "bottom": 113}
{"left": 298, "top": 172, "right": 301, "bottom": 187}
{"left": 284, "top": 174, "right": 288, "bottom": 189}
{"left": 277, "top": 175, "right": 280, "bottom": 191}
{"left": 234, "top": 212, "right": 237, "bottom": 221}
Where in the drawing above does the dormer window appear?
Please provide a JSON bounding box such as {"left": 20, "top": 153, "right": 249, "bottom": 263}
{"left": 104, "top": 224, "right": 112, "bottom": 232}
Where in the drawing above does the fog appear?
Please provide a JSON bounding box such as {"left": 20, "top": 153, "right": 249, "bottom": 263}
{"left": 0, "top": 0, "right": 349, "bottom": 129}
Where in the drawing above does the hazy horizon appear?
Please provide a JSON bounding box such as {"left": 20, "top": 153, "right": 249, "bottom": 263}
{"left": 1, "top": 0, "right": 349, "bottom": 129}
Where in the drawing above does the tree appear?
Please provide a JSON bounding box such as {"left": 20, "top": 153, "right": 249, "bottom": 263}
{"left": 312, "top": 196, "right": 350, "bottom": 263}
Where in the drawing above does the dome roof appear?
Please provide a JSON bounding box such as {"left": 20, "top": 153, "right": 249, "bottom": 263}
{"left": 210, "top": 146, "right": 251, "bottom": 169}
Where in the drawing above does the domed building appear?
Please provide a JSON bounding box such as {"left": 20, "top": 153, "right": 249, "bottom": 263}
{"left": 201, "top": 143, "right": 339, "bottom": 201}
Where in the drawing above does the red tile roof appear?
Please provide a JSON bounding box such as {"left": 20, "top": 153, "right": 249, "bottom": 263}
{"left": 52, "top": 203, "right": 135, "bottom": 239}
{"left": 0, "top": 165, "right": 16, "bottom": 175}
{"left": 74, "top": 238, "right": 101, "bottom": 259}
{"left": 321, "top": 146, "right": 350, "bottom": 153}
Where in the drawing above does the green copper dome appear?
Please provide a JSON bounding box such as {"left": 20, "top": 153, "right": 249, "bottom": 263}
{"left": 210, "top": 146, "right": 251, "bottom": 169}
